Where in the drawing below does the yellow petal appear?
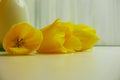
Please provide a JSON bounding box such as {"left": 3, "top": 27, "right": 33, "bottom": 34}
{"left": 10, "top": 47, "right": 30, "bottom": 55}
{"left": 64, "top": 35, "right": 82, "bottom": 52}
{"left": 74, "top": 24, "right": 99, "bottom": 51}
{"left": 75, "top": 24, "right": 96, "bottom": 33}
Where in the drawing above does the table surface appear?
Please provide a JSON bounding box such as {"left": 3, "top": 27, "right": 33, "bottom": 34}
{"left": 0, "top": 47, "right": 120, "bottom": 80}
{"left": 93, "top": 47, "right": 120, "bottom": 80}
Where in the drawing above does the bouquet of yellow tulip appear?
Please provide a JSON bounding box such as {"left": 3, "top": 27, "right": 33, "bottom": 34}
{"left": 3, "top": 19, "right": 99, "bottom": 55}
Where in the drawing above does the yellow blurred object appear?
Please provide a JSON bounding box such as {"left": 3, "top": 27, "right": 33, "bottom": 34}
{"left": 74, "top": 24, "right": 99, "bottom": 51}
{"left": 37, "top": 19, "right": 99, "bottom": 53}
{"left": 37, "top": 19, "right": 67, "bottom": 53}
{"left": 3, "top": 23, "right": 43, "bottom": 55}
{"left": 3, "top": 19, "right": 99, "bottom": 54}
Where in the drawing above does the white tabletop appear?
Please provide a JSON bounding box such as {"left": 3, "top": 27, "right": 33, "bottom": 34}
{"left": 94, "top": 47, "right": 120, "bottom": 80}
{"left": 0, "top": 47, "right": 120, "bottom": 80}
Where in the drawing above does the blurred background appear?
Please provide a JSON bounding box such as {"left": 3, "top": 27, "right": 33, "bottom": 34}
{"left": 25, "top": 0, "right": 120, "bottom": 46}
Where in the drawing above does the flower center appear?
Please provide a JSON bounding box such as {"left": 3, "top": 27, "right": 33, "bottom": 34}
{"left": 16, "top": 38, "right": 24, "bottom": 47}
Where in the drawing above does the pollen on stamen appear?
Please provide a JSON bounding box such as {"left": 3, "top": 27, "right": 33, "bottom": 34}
{"left": 16, "top": 38, "right": 24, "bottom": 47}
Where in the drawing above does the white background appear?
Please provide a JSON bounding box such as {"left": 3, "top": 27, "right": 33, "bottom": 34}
{"left": 25, "top": 0, "right": 120, "bottom": 46}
